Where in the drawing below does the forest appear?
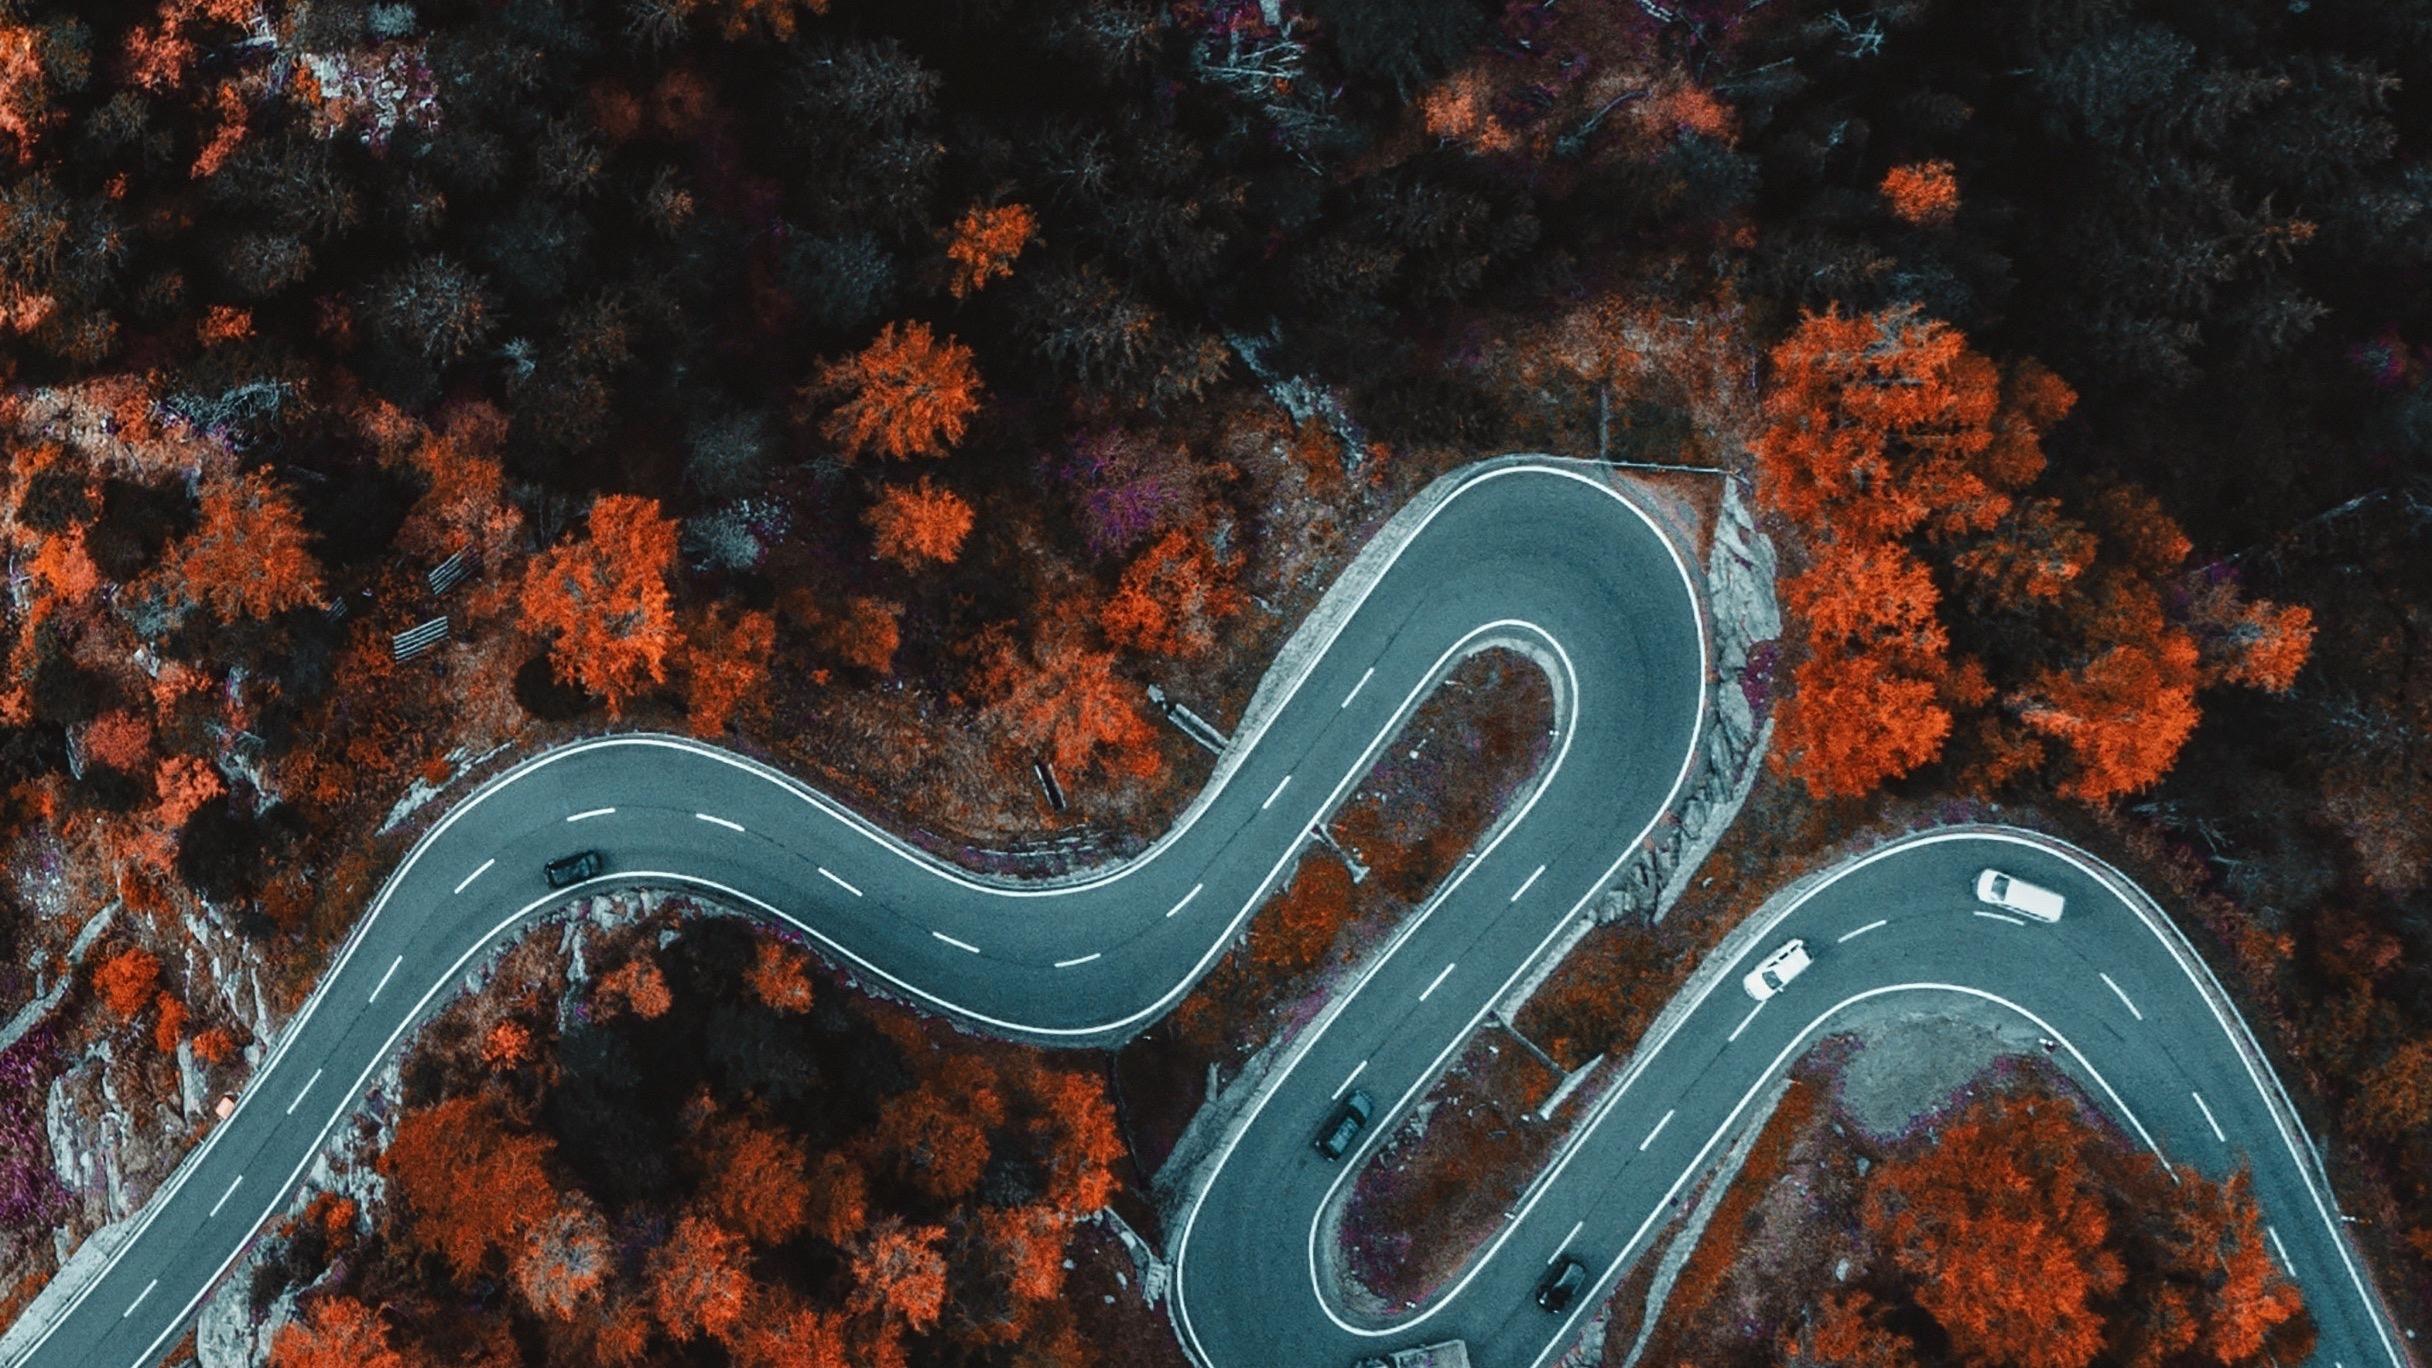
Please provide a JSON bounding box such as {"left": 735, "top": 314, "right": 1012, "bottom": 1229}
{"left": 0, "top": 0, "right": 2426, "bottom": 1361}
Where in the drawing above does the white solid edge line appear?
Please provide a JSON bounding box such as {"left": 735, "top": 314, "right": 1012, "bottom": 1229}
{"left": 1331, "top": 1060, "right": 1368, "bottom": 1102}
{"left": 2192, "top": 1090, "right": 2228, "bottom": 1144}
{"left": 283, "top": 1068, "right": 321, "bottom": 1117}
{"left": 1516, "top": 983, "right": 2169, "bottom": 1368}
{"left": 1972, "top": 908, "right": 2026, "bottom": 926}
{"left": 1054, "top": 952, "right": 1102, "bottom": 969}
{"left": 1194, "top": 490, "right": 1709, "bottom": 1355}
{"left": 1261, "top": 775, "right": 1293, "bottom": 812}
{"left": 30, "top": 467, "right": 1695, "bottom": 1368}
{"left": 695, "top": 812, "right": 745, "bottom": 833}
{"left": 206, "top": 1176, "right": 242, "bottom": 1220}
{"left": 452, "top": 857, "right": 494, "bottom": 895}
{"left": 565, "top": 806, "right": 614, "bottom": 823}
{"left": 1418, "top": 962, "right": 1457, "bottom": 1003}
{"left": 121, "top": 1280, "right": 155, "bottom": 1320}
{"left": 1341, "top": 666, "right": 1374, "bottom": 709}
{"left": 94, "top": 617, "right": 1596, "bottom": 1368}
{"left": 1510, "top": 864, "right": 1546, "bottom": 903}
{"left": 2099, "top": 970, "right": 2145, "bottom": 1021}
{"left": 818, "top": 867, "right": 863, "bottom": 898}
{"left": 1837, "top": 918, "right": 1888, "bottom": 944}
{"left": 1165, "top": 883, "right": 1204, "bottom": 918}
{"left": 1637, "top": 1109, "right": 1674, "bottom": 1152}
{"left": 1727, "top": 1000, "right": 1765, "bottom": 1043}
{"left": 366, "top": 955, "right": 403, "bottom": 1005}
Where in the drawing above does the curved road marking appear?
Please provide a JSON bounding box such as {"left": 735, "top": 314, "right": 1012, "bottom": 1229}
{"left": 1308, "top": 978, "right": 2172, "bottom": 1343}
{"left": 2100, "top": 970, "right": 2145, "bottom": 1021}
{"left": 8, "top": 463, "right": 2401, "bottom": 1368}
{"left": 451, "top": 857, "right": 492, "bottom": 894}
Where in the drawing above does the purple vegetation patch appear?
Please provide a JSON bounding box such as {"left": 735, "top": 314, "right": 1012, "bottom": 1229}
{"left": 1055, "top": 428, "right": 1193, "bottom": 558}
{"left": 0, "top": 1025, "right": 64, "bottom": 1229}
{"left": 1741, "top": 638, "right": 1781, "bottom": 716}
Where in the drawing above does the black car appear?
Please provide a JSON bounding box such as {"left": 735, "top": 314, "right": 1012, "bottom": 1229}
{"left": 544, "top": 849, "right": 604, "bottom": 888}
{"left": 1535, "top": 1255, "right": 1588, "bottom": 1313}
{"left": 1314, "top": 1089, "right": 1375, "bottom": 1160}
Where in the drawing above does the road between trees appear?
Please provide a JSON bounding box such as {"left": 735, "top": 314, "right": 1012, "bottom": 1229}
{"left": 0, "top": 462, "right": 2404, "bottom": 1368}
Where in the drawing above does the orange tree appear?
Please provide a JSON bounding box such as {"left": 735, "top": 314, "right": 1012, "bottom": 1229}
{"left": 817, "top": 321, "right": 982, "bottom": 461}
{"left": 1756, "top": 305, "right": 2312, "bottom": 802}
{"left": 519, "top": 494, "right": 679, "bottom": 714}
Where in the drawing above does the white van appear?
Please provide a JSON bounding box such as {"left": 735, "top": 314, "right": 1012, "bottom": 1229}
{"left": 1975, "top": 868, "right": 2065, "bottom": 922}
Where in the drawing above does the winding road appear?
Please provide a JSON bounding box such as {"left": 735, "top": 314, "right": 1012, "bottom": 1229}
{"left": 2, "top": 462, "right": 2407, "bottom": 1368}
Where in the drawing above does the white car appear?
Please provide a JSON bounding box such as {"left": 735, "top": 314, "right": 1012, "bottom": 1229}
{"left": 1742, "top": 939, "right": 1812, "bottom": 1001}
{"left": 1975, "top": 868, "right": 2065, "bottom": 923}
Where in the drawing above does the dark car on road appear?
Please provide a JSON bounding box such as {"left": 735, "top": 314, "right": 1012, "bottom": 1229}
{"left": 545, "top": 850, "right": 604, "bottom": 888}
{"left": 1314, "top": 1090, "right": 1375, "bottom": 1160}
{"left": 1536, "top": 1255, "right": 1588, "bottom": 1313}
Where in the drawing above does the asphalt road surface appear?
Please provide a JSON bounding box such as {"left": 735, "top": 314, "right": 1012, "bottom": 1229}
{"left": 3, "top": 463, "right": 2405, "bottom": 1368}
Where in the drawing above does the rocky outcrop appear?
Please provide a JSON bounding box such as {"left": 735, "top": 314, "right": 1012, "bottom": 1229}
{"left": 1595, "top": 475, "right": 1779, "bottom": 927}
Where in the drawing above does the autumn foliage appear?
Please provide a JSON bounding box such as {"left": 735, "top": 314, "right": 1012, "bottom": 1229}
{"left": 1880, "top": 160, "right": 1961, "bottom": 226}
{"left": 1854, "top": 1088, "right": 2309, "bottom": 1368}
{"left": 270, "top": 1295, "right": 408, "bottom": 1368}
{"left": 684, "top": 604, "right": 776, "bottom": 737}
{"left": 91, "top": 947, "right": 161, "bottom": 1018}
{"left": 1100, "top": 527, "right": 1246, "bottom": 659}
{"left": 865, "top": 477, "right": 975, "bottom": 568}
{"left": 1759, "top": 306, "right": 2312, "bottom": 801}
{"left": 970, "top": 613, "right": 1162, "bottom": 782}
{"left": 943, "top": 203, "right": 1036, "bottom": 299}
{"left": 168, "top": 471, "right": 325, "bottom": 622}
{"left": 817, "top": 322, "right": 983, "bottom": 461}
{"left": 521, "top": 494, "right": 680, "bottom": 714}
{"left": 381, "top": 1095, "right": 556, "bottom": 1282}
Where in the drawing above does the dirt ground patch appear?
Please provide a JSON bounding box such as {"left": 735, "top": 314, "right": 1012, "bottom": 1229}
{"left": 1828, "top": 1001, "right": 2040, "bottom": 1143}
{"left": 1337, "top": 1027, "right": 1573, "bottom": 1310}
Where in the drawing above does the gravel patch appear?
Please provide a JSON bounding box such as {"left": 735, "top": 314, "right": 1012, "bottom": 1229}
{"left": 1825, "top": 998, "right": 2049, "bottom": 1144}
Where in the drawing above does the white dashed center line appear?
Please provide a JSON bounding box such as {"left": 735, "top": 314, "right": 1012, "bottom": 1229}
{"left": 931, "top": 931, "right": 980, "bottom": 955}
{"left": 1728, "top": 1001, "right": 1765, "bottom": 1042}
{"left": 1638, "top": 1109, "right": 1675, "bottom": 1152}
{"left": 2098, "top": 971, "right": 2144, "bottom": 1021}
{"left": 565, "top": 807, "right": 614, "bottom": 823}
{"left": 819, "top": 867, "right": 863, "bottom": 898}
{"left": 695, "top": 812, "right": 744, "bottom": 833}
{"left": 1341, "top": 667, "right": 1374, "bottom": 708}
{"left": 1419, "top": 962, "right": 1457, "bottom": 1003}
{"left": 285, "top": 1068, "right": 321, "bottom": 1116}
{"left": 453, "top": 857, "right": 494, "bottom": 894}
{"left": 122, "top": 1279, "right": 156, "bottom": 1319}
{"left": 2268, "top": 1225, "right": 2295, "bottom": 1276}
{"left": 1509, "top": 864, "right": 1546, "bottom": 903}
{"left": 1332, "top": 1059, "right": 1368, "bottom": 1101}
{"left": 1261, "top": 775, "right": 1293, "bottom": 811}
{"left": 1837, "top": 919, "right": 1887, "bottom": 943}
{"left": 1054, "top": 952, "right": 1102, "bottom": 969}
{"left": 1165, "top": 883, "right": 1204, "bottom": 918}
{"left": 2190, "top": 1091, "right": 2227, "bottom": 1143}
{"left": 1972, "top": 909, "right": 2026, "bottom": 926}
{"left": 367, "top": 955, "right": 403, "bottom": 1005}
{"left": 1551, "top": 1219, "right": 1585, "bottom": 1260}
{"left": 208, "top": 1175, "right": 243, "bottom": 1219}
